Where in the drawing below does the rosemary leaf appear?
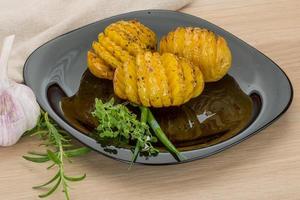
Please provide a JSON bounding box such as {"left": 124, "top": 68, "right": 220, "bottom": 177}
{"left": 38, "top": 177, "right": 62, "bottom": 198}
{"left": 32, "top": 171, "right": 60, "bottom": 189}
{"left": 22, "top": 155, "right": 50, "bottom": 163}
{"left": 47, "top": 150, "right": 61, "bottom": 165}
{"left": 63, "top": 174, "right": 86, "bottom": 182}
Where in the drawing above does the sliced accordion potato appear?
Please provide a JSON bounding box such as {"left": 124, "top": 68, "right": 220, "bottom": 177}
{"left": 88, "top": 20, "right": 157, "bottom": 80}
{"left": 159, "top": 27, "right": 232, "bottom": 82}
{"left": 113, "top": 52, "right": 205, "bottom": 107}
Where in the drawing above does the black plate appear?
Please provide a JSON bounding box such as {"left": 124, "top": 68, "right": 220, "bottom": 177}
{"left": 24, "top": 10, "right": 293, "bottom": 165}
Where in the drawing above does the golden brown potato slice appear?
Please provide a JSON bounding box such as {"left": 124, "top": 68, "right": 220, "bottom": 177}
{"left": 151, "top": 52, "right": 171, "bottom": 107}
{"left": 123, "top": 60, "right": 140, "bottom": 105}
{"left": 161, "top": 53, "right": 185, "bottom": 106}
{"left": 87, "top": 51, "right": 114, "bottom": 80}
{"left": 136, "top": 53, "right": 151, "bottom": 107}
{"left": 192, "top": 65, "right": 205, "bottom": 98}
{"left": 113, "top": 65, "right": 127, "bottom": 100}
{"left": 179, "top": 59, "right": 196, "bottom": 102}
{"left": 144, "top": 52, "right": 163, "bottom": 107}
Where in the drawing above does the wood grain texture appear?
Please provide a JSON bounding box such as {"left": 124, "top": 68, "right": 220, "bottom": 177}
{"left": 1, "top": 0, "right": 299, "bottom": 199}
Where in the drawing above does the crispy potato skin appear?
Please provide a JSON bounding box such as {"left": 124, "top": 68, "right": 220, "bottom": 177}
{"left": 114, "top": 52, "right": 205, "bottom": 107}
{"left": 159, "top": 27, "right": 232, "bottom": 82}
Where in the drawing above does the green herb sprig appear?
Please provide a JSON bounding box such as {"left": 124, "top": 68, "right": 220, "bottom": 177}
{"left": 92, "top": 98, "right": 159, "bottom": 162}
{"left": 23, "top": 112, "right": 91, "bottom": 200}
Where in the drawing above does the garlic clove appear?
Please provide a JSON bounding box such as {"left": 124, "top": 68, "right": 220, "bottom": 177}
{"left": 1, "top": 90, "right": 27, "bottom": 146}
{"left": 0, "top": 35, "right": 40, "bottom": 146}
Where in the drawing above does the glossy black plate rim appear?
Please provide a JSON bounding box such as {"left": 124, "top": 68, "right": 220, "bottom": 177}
{"left": 23, "top": 9, "right": 293, "bottom": 165}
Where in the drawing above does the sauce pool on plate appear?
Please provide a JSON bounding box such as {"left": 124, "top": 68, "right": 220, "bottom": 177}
{"left": 61, "top": 70, "right": 254, "bottom": 151}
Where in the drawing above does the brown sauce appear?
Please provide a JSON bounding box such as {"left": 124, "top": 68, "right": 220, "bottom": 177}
{"left": 61, "top": 70, "right": 253, "bottom": 150}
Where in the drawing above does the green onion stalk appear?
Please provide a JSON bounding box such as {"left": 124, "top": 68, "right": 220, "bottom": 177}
{"left": 144, "top": 107, "right": 186, "bottom": 162}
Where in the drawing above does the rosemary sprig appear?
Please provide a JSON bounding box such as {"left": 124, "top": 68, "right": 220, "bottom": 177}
{"left": 23, "top": 112, "right": 91, "bottom": 200}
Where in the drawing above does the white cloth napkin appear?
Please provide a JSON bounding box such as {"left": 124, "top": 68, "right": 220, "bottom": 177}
{"left": 0, "top": 0, "right": 191, "bottom": 82}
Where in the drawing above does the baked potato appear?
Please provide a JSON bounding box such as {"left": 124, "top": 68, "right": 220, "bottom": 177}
{"left": 114, "top": 52, "right": 205, "bottom": 107}
{"left": 159, "top": 27, "right": 232, "bottom": 82}
{"left": 88, "top": 20, "right": 157, "bottom": 79}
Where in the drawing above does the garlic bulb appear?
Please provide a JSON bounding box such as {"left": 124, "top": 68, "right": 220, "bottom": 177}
{"left": 0, "top": 35, "right": 40, "bottom": 146}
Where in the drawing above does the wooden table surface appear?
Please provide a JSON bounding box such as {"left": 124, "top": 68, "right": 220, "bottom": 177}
{"left": 1, "top": 0, "right": 299, "bottom": 199}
